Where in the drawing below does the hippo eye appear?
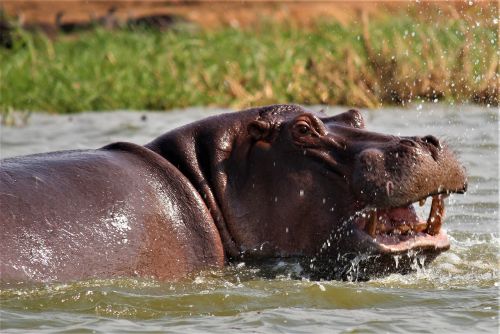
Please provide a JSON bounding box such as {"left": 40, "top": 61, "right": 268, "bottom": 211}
{"left": 295, "top": 121, "right": 311, "bottom": 135}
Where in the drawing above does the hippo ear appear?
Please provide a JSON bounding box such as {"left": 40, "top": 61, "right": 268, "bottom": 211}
{"left": 329, "top": 109, "right": 365, "bottom": 129}
{"left": 248, "top": 120, "right": 271, "bottom": 141}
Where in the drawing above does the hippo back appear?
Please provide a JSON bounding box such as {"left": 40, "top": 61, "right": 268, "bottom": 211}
{"left": 0, "top": 143, "right": 224, "bottom": 282}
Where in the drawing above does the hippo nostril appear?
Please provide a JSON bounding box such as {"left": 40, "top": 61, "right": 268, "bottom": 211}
{"left": 422, "top": 135, "right": 441, "bottom": 149}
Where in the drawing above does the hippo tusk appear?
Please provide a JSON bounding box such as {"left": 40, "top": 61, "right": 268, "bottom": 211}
{"left": 426, "top": 195, "right": 445, "bottom": 235}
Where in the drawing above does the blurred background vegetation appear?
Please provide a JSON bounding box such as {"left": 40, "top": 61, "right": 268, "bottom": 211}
{"left": 0, "top": 1, "right": 498, "bottom": 114}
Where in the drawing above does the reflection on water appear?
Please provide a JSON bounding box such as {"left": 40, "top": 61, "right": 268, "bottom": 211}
{"left": 0, "top": 104, "right": 498, "bottom": 333}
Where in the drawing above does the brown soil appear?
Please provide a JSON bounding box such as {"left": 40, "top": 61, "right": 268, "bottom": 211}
{"left": 1, "top": 0, "right": 494, "bottom": 31}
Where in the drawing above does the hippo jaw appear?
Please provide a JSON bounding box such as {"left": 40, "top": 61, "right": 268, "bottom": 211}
{"left": 349, "top": 195, "right": 452, "bottom": 265}
{"left": 354, "top": 194, "right": 451, "bottom": 253}
{"left": 310, "top": 194, "right": 456, "bottom": 281}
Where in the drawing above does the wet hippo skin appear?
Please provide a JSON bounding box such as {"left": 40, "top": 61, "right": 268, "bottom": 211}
{"left": 0, "top": 105, "right": 467, "bottom": 282}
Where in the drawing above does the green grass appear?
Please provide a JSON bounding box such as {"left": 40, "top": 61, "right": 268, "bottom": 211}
{"left": 0, "top": 12, "right": 498, "bottom": 114}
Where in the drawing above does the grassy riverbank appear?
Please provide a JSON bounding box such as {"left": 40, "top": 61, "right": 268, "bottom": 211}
{"left": 1, "top": 11, "right": 498, "bottom": 113}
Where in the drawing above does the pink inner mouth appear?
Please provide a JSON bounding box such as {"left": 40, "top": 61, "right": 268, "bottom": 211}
{"left": 354, "top": 195, "right": 450, "bottom": 252}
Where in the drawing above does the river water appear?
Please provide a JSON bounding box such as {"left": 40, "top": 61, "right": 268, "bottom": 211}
{"left": 0, "top": 104, "right": 498, "bottom": 333}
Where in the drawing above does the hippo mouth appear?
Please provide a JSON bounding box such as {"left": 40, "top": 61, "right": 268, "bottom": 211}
{"left": 354, "top": 194, "right": 449, "bottom": 253}
{"left": 307, "top": 193, "right": 454, "bottom": 281}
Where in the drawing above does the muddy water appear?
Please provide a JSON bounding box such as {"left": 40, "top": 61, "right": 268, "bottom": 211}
{"left": 0, "top": 104, "right": 498, "bottom": 333}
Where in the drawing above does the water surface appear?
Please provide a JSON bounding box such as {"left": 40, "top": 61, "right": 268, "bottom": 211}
{"left": 0, "top": 104, "right": 498, "bottom": 333}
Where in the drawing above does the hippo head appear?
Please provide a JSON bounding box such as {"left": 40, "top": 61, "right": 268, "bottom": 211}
{"left": 147, "top": 104, "right": 467, "bottom": 281}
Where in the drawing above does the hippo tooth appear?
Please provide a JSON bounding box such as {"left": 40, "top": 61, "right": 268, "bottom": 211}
{"left": 413, "top": 221, "right": 427, "bottom": 233}
{"left": 398, "top": 223, "right": 411, "bottom": 234}
{"left": 365, "top": 210, "right": 378, "bottom": 238}
{"left": 419, "top": 198, "right": 426, "bottom": 206}
{"left": 426, "top": 195, "right": 445, "bottom": 235}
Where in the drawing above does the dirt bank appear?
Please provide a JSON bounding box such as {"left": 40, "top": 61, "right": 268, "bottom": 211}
{"left": 2, "top": 1, "right": 494, "bottom": 31}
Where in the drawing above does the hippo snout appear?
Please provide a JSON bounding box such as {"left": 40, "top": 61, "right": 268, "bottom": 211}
{"left": 351, "top": 137, "right": 467, "bottom": 208}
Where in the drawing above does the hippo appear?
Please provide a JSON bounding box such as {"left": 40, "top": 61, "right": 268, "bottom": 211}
{"left": 0, "top": 104, "right": 467, "bottom": 282}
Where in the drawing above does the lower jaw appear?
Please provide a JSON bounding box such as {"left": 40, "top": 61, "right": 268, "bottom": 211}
{"left": 306, "top": 229, "right": 450, "bottom": 281}
{"left": 348, "top": 228, "right": 450, "bottom": 280}
{"left": 375, "top": 229, "right": 450, "bottom": 253}
{"left": 357, "top": 194, "right": 450, "bottom": 253}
